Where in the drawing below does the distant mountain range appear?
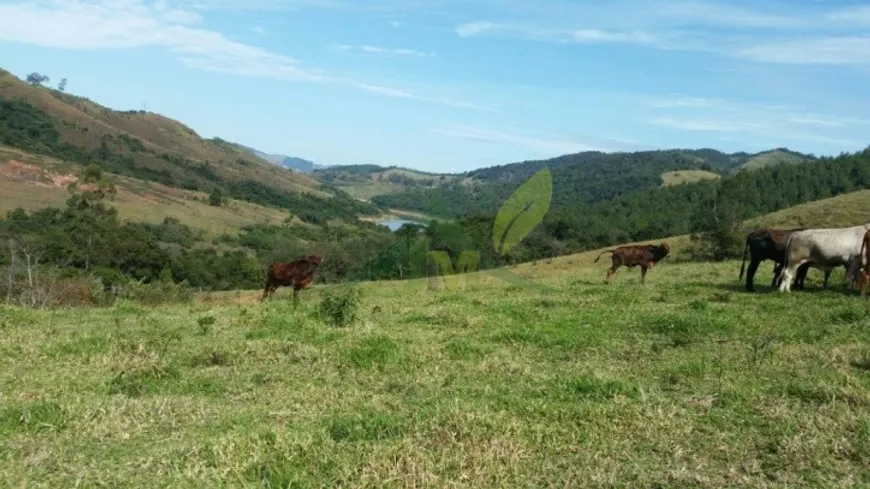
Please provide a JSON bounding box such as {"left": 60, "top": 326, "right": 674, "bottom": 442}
{"left": 238, "top": 144, "right": 328, "bottom": 173}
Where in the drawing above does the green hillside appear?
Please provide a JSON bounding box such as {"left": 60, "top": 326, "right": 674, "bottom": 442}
{"left": 0, "top": 145, "right": 294, "bottom": 235}
{"left": 314, "top": 164, "right": 462, "bottom": 200}
{"left": 660, "top": 169, "right": 721, "bottom": 186}
{"left": 738, "top": 148, "right": 811, "bottom": 172}
{"left": 746, "top": 188, "right": 870, "bottom": 229}
{"left": 0, "top": 67, "right": 381, "bottom": 224}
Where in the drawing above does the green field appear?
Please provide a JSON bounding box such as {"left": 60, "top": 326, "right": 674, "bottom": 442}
{"left": 660, "top": 170, "right": 721, "bottom": 187}
{"left": 745, "top": 189, "right": 870, "bottom": 230}
{"left": 3, "top": 253, "right": 870, "bottom": 488}
{"left": 738, "top": 150, "right": 808, "bottom": 172}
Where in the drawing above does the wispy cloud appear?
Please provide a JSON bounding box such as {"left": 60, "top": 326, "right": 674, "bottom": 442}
{"left": 356, "top": 86, "right": 496, "bottom": 111}
{"left": 824, "top": 5, "right": 870, "bottom": 26}
{"left": 652, "top": 1, "right": 806, "bottom": 29}
{"left": 454, "top": 1, "right": 870, "bottom": 66}
{"left": 644, "top": 95, "right": 870, "bottom": 146}
{"left": 433, "top": 124, "right": 640, "bottom": 155}
{"left": 0, "top": 0, "right": 481, "bottom": 110}
{"left": 177, "top": 0, "right": 445, "bottom": 14}
{"left": 733, "top": 37, "right": 870, "bottom": 65}
{"left": 648, "top": 96, "right": 729, "bottom": 109}
{"left": 648, "top": 117, "right": 762, "bottom": 132}
{"left": 252, "top": 25, "right": 264, "bottom": 34}
{"left": 454, "top": 21, "right": 658, "bottom": 46}
{"left": 388, "top": 20, "right": 402, "bottom": 27}
{"left": 333, "top": 44, "right": 434, "bottom": 56}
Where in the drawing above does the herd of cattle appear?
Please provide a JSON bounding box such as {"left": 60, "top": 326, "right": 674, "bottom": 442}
{"left": 596, "top": 223, "right": 870, "bottom": 294}
{"left": 259, "top": 223, "right": 870, "bottom": 300}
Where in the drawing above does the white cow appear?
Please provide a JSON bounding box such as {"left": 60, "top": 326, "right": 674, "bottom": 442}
{"left": 778, "top": 223, "right": 870, "bottom": 292}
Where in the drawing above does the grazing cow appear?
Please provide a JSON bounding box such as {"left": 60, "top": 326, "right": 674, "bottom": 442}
{"left": 738, "top": 227, "right": 818, "bottom": 291}
{"left": 594, "top": 242, "right": 670, "bottom": 284}
{"left": 778, "top": 223, "right": 870, "bottom": 292}
{"left": 261, "top": 254, "right": 323, "bottom": 301}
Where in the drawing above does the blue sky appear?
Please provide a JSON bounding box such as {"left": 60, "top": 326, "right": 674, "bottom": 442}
{"left": 1, "top": 0, "right": 870, "bottom": 173}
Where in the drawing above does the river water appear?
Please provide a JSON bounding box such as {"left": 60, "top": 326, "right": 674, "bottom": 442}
{"left": 378, "top": 217, "right": 425, "bottom": 231}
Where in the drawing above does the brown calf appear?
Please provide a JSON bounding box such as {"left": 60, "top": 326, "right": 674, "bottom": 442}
{"left": 859, "top": 230, "right": 870, "bottom": 296}
{"left": 593, "top": 242, "right": 670, "bottom": 284}
{"left": 261, "top": 254, "right": 323, "bottom": 301}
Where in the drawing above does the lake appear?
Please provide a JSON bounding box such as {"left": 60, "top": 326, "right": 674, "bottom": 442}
{"left": 378, "top": 217, "right": 425, "bottom": 231}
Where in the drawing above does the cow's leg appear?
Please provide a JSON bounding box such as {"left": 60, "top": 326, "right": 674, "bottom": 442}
{"left": 292, "top": 285, "right": 300, "bottom": 303}
{"left": 771, "top": 261, "right": 783, "bottom": 288}
{"left": 605, "top": 257, "right": 621, "bottom": 284}
{"left": 745, "top": 258, "right": 761, "bottom": 292}
{"left": 605, "top": 265, "right": 620, "bottom": 284}
{"left": 794, "top": 263, "right": 809, "bottom": 291}
{"left": 861, "top": 271, "right": 870, "bottom": 296}
{"left": 779, "top": 259, "right": 807, "bottom": 292}
{"left": 640, "top": 265, "right": 649, "bottom": 284}
{"left": 261, "top": 281, "right": 273, "bottom": 301}
{"left": 823, "top": 269, "right": 832, "bottom": 289}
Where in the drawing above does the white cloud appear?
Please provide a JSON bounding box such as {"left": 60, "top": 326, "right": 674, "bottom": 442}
{"left": 455, "top": 21, "right": 503, "bottom": 37}
{"left": 453, "top": 2, "right": 870, "bottom": 66}
{"left": 651, "top": 2, "right": 806, "bottom": 29}
{"left": 355, "top": 85, "right": 497, "bottom": 111}
{"left": 733, "top": 37, "right": 870, "bottom": 65}
{"left": 333, "top": 44, "right": 434, "bottom": 56}
{"left": 177, "top": 0, "right": 443, "bottom": 14}
{"left": 356, "top": 83, "right": 416, "bottom": 98}
{"left": 643, "top": 97, "right": 870, "bottom": 147}
{"left": 433, "top": 124, "right": 633, "bottom": 155}
{"left": 648, "top": 97, "right": 730, "bottom": 109}
{"left": 454, "top": 21, "right": 657, "bottom": 45}
{"left": 824, "top": 5, "right": 870, "bottom": 26}
{"left": 648, "top": 117, "right": 762, "bottom": 132}
{"left": 0, "top": 0, "right": 483, "bottom": 109}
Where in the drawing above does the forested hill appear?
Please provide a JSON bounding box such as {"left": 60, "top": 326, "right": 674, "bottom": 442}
{"left": 370, "top": 148, "right": 813, "bottom": 218}
{"left": 540, "top": 147, "right": 870, "bottom": 252}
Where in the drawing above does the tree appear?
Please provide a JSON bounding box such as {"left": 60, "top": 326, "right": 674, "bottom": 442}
{"left": 58, "top": 78, "right": 67, "bottom": 92}
{"left": 70, "top": 163, "right": 117, "bottom": 201}
{"left": 25, "top": 72, "right": 49, "bottom": 86}
{"left": 687, "top": 184, "right": 746, "bottom": 261}
{"left": 208, "top": 187, "right": 224, "bottom": 207}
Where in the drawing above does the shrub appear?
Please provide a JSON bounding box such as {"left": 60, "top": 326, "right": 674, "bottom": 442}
{"left": 317, "top": 286, "right": 361, "bottom": 327}
{"left": 117, "top": 278, "right": 194, "bottom": 306}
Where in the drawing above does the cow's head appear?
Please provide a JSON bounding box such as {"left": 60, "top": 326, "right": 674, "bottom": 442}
{"left": 307, "top": 254, "right": 323, "bottom": 266}
{"left": 658, "top": 242, "right": 671, "bottom": 259}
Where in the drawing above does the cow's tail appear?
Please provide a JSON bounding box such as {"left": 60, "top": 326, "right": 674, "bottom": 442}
{"left": 738, "top": 234, "right": 751, "bottom": 280}
{"left": 593, "top": 250, "right": 614, "bottom": 263}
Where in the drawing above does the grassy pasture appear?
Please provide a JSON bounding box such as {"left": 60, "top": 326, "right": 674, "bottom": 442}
{"left": 660, "top": 170, "right": 721, "bottom": 187}
{"left": 2, "top": 255, "right": 870, "bottom": 488}
{"left": 738, "top": 150, "right": 808, "bottom": 172}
